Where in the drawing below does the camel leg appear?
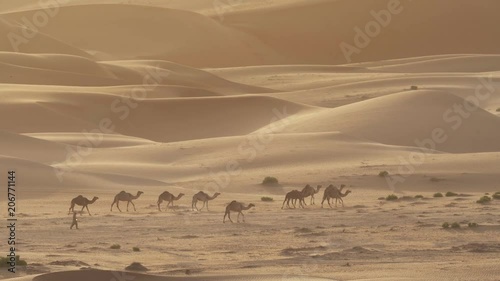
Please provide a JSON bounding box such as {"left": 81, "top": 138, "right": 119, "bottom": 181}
{"left": 340, "top": 198, "right": 344, "bottom": 207}
{"left": 85, "top": 205, "right": 92, "bottom": 216}
{"left": 236, "top": 212, "right": 241, "bottom": 223}
{"left": 281, "top": 198, "right": 287, "bottom": 209}
{"left": 131, "top": 201, "right": 137, "bottom": 211}
{"left": 157, "top": 199, "right": 163, "bottom": 211}
{"left": 321, "top": 196, "right": 326, "bottom": 208}
{"left": 240, "top": 212, "right": 245, "bottom": 223}
{"left": 206, "top": 201, "right": 210, "bottom": 211}
{"left": 110, "top": 201, "right": 114, "bottom": 212}
{"left": 116, "top": 201, "right": 122, "bottom": 212}
{"left": 68, "top": 204, "right": 74, "bottom": 215}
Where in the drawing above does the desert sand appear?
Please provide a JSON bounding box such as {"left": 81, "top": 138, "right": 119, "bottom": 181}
{"left": 1, "top": 0, "right": 500, "bottom": 280}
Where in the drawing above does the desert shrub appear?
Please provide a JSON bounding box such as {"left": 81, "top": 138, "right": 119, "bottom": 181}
{"left": 414, "top": 195, "right": 424, "bottom": 199}
{"left": 386, "top": 194, "right": 398, "bottom": 201}
{"left": 261, "top": 197, "right": 274, "bottom": 202}
{"left": 262, "top": 176, "right": 278, "bottom": 185}
{"left": 442, "top": 222, "right": 450, "bottom": 229}
{"left": 110, "top": 244, "right": 121, "bottom": 249}
{"left": 476, "top": 196, "right": 492, "bottom": 204}
{"left": 451, "top": 222, "right": 461, "bottom": 229}
{"left": 445, "top": 191, "right": 458, "bottom": 197}
{"left": 0, "top": 255, "right": 27, "bottom": 267}
{"left": 433, "top": 192, "right": 443, "bottom": 198}
{"left": 410, "top": 85, "right": 419, "bottom": 90}
{"left": 379, "top": 171, "right": 389, "bottom": 177}
{"left": 468, "top": 222, "right": 479, "bottom": 228}
{"left": 133, "top": 247, "right": 140, "bottom": 252}
{"left": 493, "top": 192, "right": 500, "bottom": 200}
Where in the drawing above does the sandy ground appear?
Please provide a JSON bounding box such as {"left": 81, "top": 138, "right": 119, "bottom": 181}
{"left": 1, "top": 0, "right": 500, "bottom": 280}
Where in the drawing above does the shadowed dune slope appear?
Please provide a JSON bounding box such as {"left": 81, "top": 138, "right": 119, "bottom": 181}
{"left": 0, "top": 93, "right": 311, "bottom": 142}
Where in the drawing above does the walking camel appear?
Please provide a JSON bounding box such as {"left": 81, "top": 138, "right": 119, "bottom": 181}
{"left": 157, "top": 191, "right": 185, "bottom": 211}
{"left": 301, "top": 184, "right": 322, "bottom": 205}
{"left": 192, "top": 191, "right": 221, "bottom": 211}
{"left": 321, "top": 184, "right": 351, "bottom": 208}
{"left": 223, "top": 201, "right": 255, "bottom": 223}
{"left": 110, "top": 191, "right": 144, "bottom": 212}
{"left": 281, "top": 190, "right": 305, "bottom": 209}
{"left": 68, "top": 195, "right": 99, "bottom": 216}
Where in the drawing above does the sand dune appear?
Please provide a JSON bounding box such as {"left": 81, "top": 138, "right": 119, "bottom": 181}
{"left": 0, "top": 17, "right": 91, "bottom": 57}
{"left": 277, "top": 90, "right": 500, "bottom": 153}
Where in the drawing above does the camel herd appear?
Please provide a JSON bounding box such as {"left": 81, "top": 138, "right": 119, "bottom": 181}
{"left": 67, "top": 184, "right": 351, "bottom": 224}
{"left": 282, "top": 184, "right": 352, "bottom": 209}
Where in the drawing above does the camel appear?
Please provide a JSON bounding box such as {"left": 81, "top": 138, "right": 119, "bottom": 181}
{"left": 321, "top": 184, "right": 351, "bottom": 208}
{"left": 223, "top": 201, "right": 255, "bottom": 223}
{"left": 157, "top": 191, "right": 185, "bottom": 211}
{"left": 192, "top": 191, "right": 221, "bottom": 211}
{"left": 301, "top": 184, "right": 322, "bottom": 205}
{"left": 281, "top": 190, "right": 305, "bottom": 209}
{"left": 68, "top": 195, "right": 98, "bottom": 216}
{"left": 110, "top": 191, "right": 144, "bottom": 212}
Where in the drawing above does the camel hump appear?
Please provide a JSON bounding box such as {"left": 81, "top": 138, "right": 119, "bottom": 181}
{"left": 118, "top": 190, "right": 127, "bottom": 194}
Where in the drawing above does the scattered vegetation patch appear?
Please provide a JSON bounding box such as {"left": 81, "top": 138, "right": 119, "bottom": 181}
{"left": 445, "top": 191, "right": 458, "bottom": 197}
{"left": 0, "top": 256, "right": 27, "bottom": 267}
{"left": 378, "top": 171, "right": 389, "bottom": 177}
{"left": 386, "top": 194, "right": 398, "bottom": 201}
{"left": 451, "top": 222, "right": 461, "bottom": 229}
{"left": 262, "top": 176, "right": 279, "bottom": 185}
{"left": 133, "top": 247, "right": 140, "bottom": 252}
{"left": 433, "top": 192, "right": 444, "bottom": 198}
{"left": 442, "top": 222, "right": 450, "bottom": 229}
{"left": 110, "top": 244, "right": 121, "bottom": 249}
{"left": 468, "top": 222, "right": 479, "bottom": 228}
{"left": 430, "top": 177, "right": 444, "bottom": 182}
{"left": 476, "top": 196, "right": 492, "bottom": 204}
{"left": 492, "top": 192, "right": 500, "bottom": 200}
{"left": 414, "top": 195, "right": 424, "bottom": 199}
{"left": 261, "top": 197, "right": 274, "bottom": 202}
{"left": 410, "top": 85, "right": 419, "bottom": 90}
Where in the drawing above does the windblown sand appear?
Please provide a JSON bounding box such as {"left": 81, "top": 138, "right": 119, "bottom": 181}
{"left": 1, "top": 0, "right": 500, "bottom": 280}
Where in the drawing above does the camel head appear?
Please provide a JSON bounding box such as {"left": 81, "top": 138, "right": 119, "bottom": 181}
{"left": 248, "top": 203, "right": 255, "bottom": 208}
{"left": 137, "top": 191, "right": 144, "bottom": 197}
{"left": 344, "top": 190, "right": 352, "bottom": 196}
{"left": 177, "top": 193, "right": 185, "bottom": 199}
{"left": 316, "top": 185, "right": 322, "bottom": 191}
{"left": 91, "top": 196, "right": 99, "bottom": 202}
{"left": 213, "top": 192, "right": 221, "bottom": 198}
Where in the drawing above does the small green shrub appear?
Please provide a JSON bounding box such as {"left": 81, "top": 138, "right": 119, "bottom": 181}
{"left": 468, "top": 222, "right": 479, "bottom": 228}
{"left": 414, "top": 195, "right": 424, "bottom": 199}
{"left": 110, "top": 244, "right": 121, "bottom": 249}
{"left": 445, "top": 192, "right": 458, "bottom": 197}
{"left": 133, "top": 247, "right": 140, "bottom": 252}
{"left": 451, "top": 222, "right": 461, "bottom": 229}
{"left": 0, "top": 255, "right": 27, "bottom": 267}
{"left": 386, "top": 194, "right": 398, "bottom": 201}
{"left": 433, "top": 192, "right": 443, "bottom": 198}
{"left": 476, "top": 196, "right": 492, "bottom": 204}
{"left": 493, "top": 192, "right": 500, "bottom": 200}
{"left": 379, "top": 171, "right": 389, "bottom": 177}
{"left": 442, "top": 222, "right": 450, "bottom": 229}
{"left": 262, "top": 176, "right": 278, "bottom": 185}
{"left": 261, "top": 197, "right": 274, "bottom": 202}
